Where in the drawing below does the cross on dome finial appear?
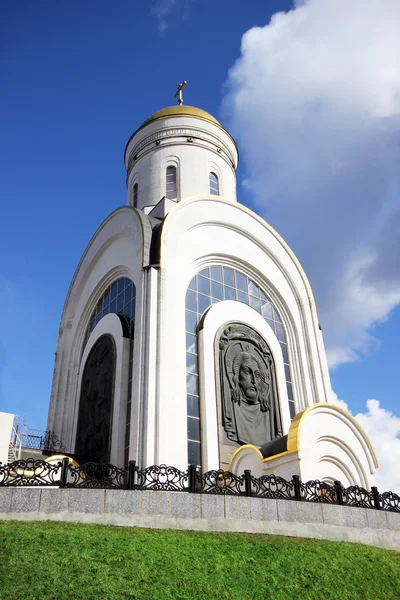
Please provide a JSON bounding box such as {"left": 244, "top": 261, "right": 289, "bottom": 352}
{"left": 174, "top": 80, "right": 187, "bottom": 105}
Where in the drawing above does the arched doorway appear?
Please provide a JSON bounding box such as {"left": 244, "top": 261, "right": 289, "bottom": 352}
{"left": 75, "top": 335, "right": 115, "bottom": 462}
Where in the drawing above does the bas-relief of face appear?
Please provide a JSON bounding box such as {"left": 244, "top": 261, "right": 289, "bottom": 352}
{"left": 220, "top": 325, "right": 283, "bottom": 446}
{"left": 238, "top": 357, "right": 262, "bottom": 404}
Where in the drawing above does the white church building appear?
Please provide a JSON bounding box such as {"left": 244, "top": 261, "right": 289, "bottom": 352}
{"left": 46, "top": 92, "right": 378, "bottom": 489}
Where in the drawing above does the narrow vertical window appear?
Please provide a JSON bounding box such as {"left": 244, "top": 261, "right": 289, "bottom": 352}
{"left": 166, "top": 166, "right": 177, "bottom": 199}
{"left": 133, "top": 183, "right": 138, "bottom": 208}
{"left": 209, "top": 172, "right": 219, "bottom": 195}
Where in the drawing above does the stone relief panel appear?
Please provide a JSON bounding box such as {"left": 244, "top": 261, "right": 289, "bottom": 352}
{"left": 218, "top": 324, "right": 283, "bottom": 448}
{"left": 75, "top": 335, "right": 115, "bottom": 462}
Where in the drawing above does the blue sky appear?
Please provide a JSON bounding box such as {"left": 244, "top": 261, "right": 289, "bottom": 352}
{"left": 1, "top": 0, "right": 399, "bottom": 488}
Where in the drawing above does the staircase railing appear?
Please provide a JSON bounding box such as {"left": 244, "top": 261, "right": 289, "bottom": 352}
{"left": 8, "top": 426, "right": 22, "bottom": 462}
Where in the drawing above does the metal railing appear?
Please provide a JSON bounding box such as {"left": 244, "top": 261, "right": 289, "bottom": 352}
{"left": 18, "top": 430, "right": 66, "bottom": 453}
{"left": 8, "top": 427, "right": 22, "bottom": 462}
{"left": 0, "top": 459, "right": 399, "bottom": 514}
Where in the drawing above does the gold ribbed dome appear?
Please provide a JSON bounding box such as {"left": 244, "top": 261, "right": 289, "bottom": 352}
{"left": 124, "top": 104, "right": 238, "bottom": 164}
{"left": 141, "top": 105, "right": 221, "bottom": 128}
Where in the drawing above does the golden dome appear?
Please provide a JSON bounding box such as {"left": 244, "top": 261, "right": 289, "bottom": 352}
{"left": 124, "top": 104, "right": 238, "bottom": 164}
{"left": 141, "top": 105, "right": 221, "bottom": 128}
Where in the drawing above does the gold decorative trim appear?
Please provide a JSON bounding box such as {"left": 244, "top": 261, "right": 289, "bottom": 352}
{"left": 286, "top": 402, "right": 379, "bottom": 466}
{"left": 141, "top": 105, "right": 221, "bottom": 128}
{"left": 227, "top": 444, "right": 262, "bottom": 471}
{"left": 261, "top": 449, "right": 296, "bottom": 463}
{"left": 227, "top": 402, "right": 378, "bottom": 469}
{"left": 44, "top": 454, "right": 80, "bottom": 468}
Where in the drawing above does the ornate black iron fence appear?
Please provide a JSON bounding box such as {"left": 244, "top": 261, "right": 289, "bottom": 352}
{"left": 0, "top": 459, "right": 399, "bottom": 513}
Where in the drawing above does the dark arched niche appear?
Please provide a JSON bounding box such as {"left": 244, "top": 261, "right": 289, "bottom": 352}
{"left": 75, "top": 335, "right": 115, "bottom": 462}
{"left": 218, "top": 323, "right": 283, "bottom": 448}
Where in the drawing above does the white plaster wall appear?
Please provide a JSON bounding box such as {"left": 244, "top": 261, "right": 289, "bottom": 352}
{"left": 47, "top": 207, "right": 151, "bottom": 465}
{"left": 262, "top": 453, "right": 302, "bottom": 481}
{"left": 153, "top": 197, "right": 332, "bottom": 470}
{"left": 136, "top": 266, "right": 159, "bottom": 468}
{"left": 0, "top": 413, "right": 14, "bottom": 465}
{"left": 48, "top": 195, "right": 333, "bottom": 474}
{"left": 297, "top": 405, "right": 378, "bottom": 488}
{"left": 198, "top": 301, "right": 291, "bottom": 472}
{"left": 125, "top": 116, "right": 238, "bottom": 210}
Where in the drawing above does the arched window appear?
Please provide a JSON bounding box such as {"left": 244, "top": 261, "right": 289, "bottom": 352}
{"left": 185, "top": 267, "right": 294, "bottom": 466}
{"left": 209, "top": 172, "right": 219, "bottom": 196}
{"left": 166, "top": 166, "right": 177, "bottom": 199}
{"left": 133, "top": 183, "right": 138, "bottom": 208}
{"left": 84, "top": 277, "right": 136, "bottom": 346}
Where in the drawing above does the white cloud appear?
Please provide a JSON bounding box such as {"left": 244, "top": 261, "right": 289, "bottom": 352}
{"left": 151, "top": 0, "right": 192, "bottom": 33}
{"left": 223, "top": 0, "right": 400, "bottom": 368}
{"left": 331, "top": 392, "right": 400, "bottom": 494}
{"left": 151, "top": 0, "right": 176, "bottom": 33}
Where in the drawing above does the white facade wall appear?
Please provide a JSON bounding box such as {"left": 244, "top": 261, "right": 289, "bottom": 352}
{"left": 125, "top": 115, "right": 238, "bottom": 210}
{"left": 48, "top": 195, "right": 332, "bottom": 471}
{"left": 47, "top": 108, "right": 339, "bottom": 477}
{"left": 47, "top": 207, "right": 151, "bottom": 464}
{"left": 153, "top": 197, "right": 332, "bottom": 470}
{"left": 295, "top": 404, "right": 378, "bottom": 488}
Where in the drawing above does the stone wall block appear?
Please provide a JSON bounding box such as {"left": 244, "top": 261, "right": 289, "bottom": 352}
{"left": 140, "top": 490, "right": 171, "bottom": 516}
{"left": 105, "top": 490, "right": 140, "bottom": 514}
{"left": 171, "top": 492, "right": 201, "bottom": 518}
{"left": 385, "top": 511, "right": 400, "bottom": 532}
{"left": 200, "top": 494, "right": 225, "bottom": 519}
{"left": 294, "top": 501, "right": 323, "bottom": 524}
{"left": 366, "top": 509, "right": 389, "bottom": 530}
{"left": 0, "top": 489, "right": 13, "bottom": 512}
{"left": 250, "top": 498, "right": 278, "bottom": 522}
{"left": 11, "top": 488, "right": 41, "bottom": 513}
{"left": 40, "top": 489, "right": 69, "bottom": 513}
{"left": 67, "top": 489, "right": 104, "bottom": 514}
{"left": 322, "top": 504, "right": 368, "bottom": 528}
{"left": 225, "top": 496, "right": 251, "bottom": 520}
{"left": 276, "top": 499, "right": 299, "bottom": 523}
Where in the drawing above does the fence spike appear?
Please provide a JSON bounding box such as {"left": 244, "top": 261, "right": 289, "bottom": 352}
{"left": 292, "top": 474, "right": 302, "bottom": 501}
{"left": 127, "top": 460, "right": 136, "bottom": 490}
{"left": 371, "top": 486, "right": 381, "bottom": 510}
{"left": 59, "top": 457, "right": 69, "bottom": 489}
{"left": 244, "top": 470, "right": 252, "bottom": 497}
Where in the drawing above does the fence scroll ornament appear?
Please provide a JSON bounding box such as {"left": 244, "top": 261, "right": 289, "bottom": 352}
{"left": 66, "top": 462, "right": 127, "bottom": 488}
{"left": 218, "top": 324, "right": 283, "bottom": 447}
{"left": 135, "top": 464, "right": 189, "bottom": 492}
{"left": 0, "top": 459, "right": 63, "bottom": 487}
{"left": 1, "top": 459, "right": 399, "bottom": 515}
{"left": 250, "top": 473, "right": 295, "bottom": 500}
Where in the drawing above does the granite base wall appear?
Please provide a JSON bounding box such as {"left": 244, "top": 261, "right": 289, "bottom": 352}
{"left": 0, "top": 488, "right": 399, "bottom": 551}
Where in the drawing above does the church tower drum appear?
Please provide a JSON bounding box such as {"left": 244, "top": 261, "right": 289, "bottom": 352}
{"left": 124, "top": 105, "right": 238, "bottom": 213}
{"left": 47, "top": 86, "right": 377, "bottom": 489}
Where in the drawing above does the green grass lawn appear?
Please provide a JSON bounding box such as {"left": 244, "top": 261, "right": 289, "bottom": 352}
{"left": 0, "top": 521, "right": 399, "bottom": 600}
